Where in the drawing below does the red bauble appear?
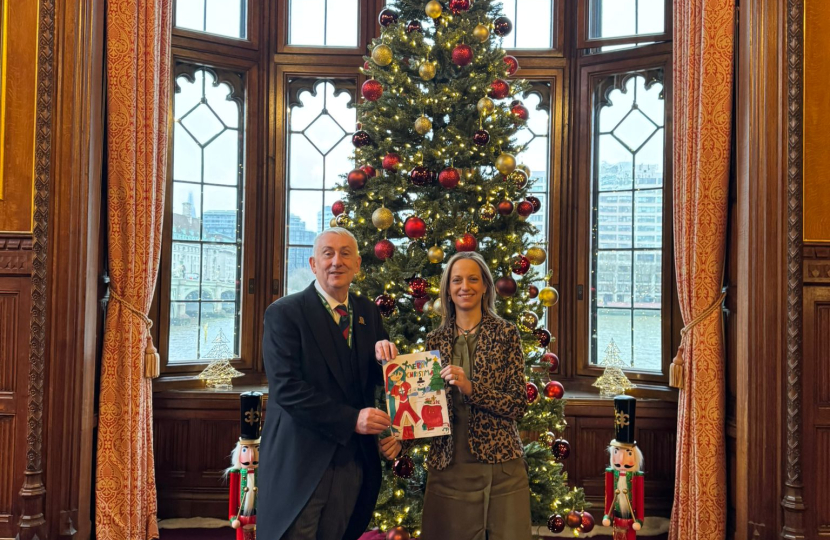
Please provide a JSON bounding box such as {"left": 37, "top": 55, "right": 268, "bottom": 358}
{"left": 362, "top": 79, "right": 384, "bottom": 101}
{"left": 473, "top": 129, "right": 491, "bottom": 146}
{"left": 378, "top": 8, "right": 399, "bottom": 27}
{"left": 455, "top": 233, "right": 477, "bottom": 252}
{"left": 408, "top": 277, "right": 429, "bottom": 298}
{"left": 438, "top": 167, "right": 461, "bottom": 189}
{"left": 409, "top": 166, "right": 434, "bottom": 186}
{"left": 496, "top": 276, "right": 518, "bottom": 297}
{"left": 382, "top": 152, "right": 401, "bottom": 171}
{"left": 392, "top": 456, "right": 414, "bottom": 479}
{"left": 517, "top": 201, "right": 534, "bottom": 217}
{"left": 580, "top": 511, "right": 596, "bottom": 533}
{"left": 374, "top": 239, "right": 395, "bottom": 260}
{"left": 386, "top": 525, "right": 411, "bottom": 540}
{"left": 503, "top": 55, "right": 519, "bottom": 76}
{"left": 352, "top": 130, "right": 372, "bottom": 147}
{"left": 553, "top": 438, "right": 571, "bottom": 460}
{"left": 414, "top": 296, "right": 430, "bottom": 313}
{"left": 526, "top": 382, "right": 539, "bottom": 403}
{"left": 375, "top": 294, "right": 396, "bottom": 317}
{"left": 527, "top": 195, "right": 542, "bottom": 213}
{"left": 544, "top": 380, "right": 565, "bottom": 400}
{"left": 360, "top": 164, "right": 377, "bottom": 178}
{"left": 542, "top": 352, "right": 560, "bottom": 372}
{"left": 497, "top": 200, "right": 514, "bottom": 215}
{"left": 566, "top": 510, "right": 582, "bottom": 529}
{"left": 406, "top": 20, "right": 423, "bottom": 33}
{"left": 528, "top": 284, "right": 539, "bottom": 298}
{"left": 449, "top": 0, "right": 471, "bottom": 13}
{"left": 363, "top": 61, "right": 371, "bottom": 71}
{"left": 511, "top": 103, "right": 529, "bottom": 121}
{"left": 534, "top": 328, "right": 552, "bottom": 348}
{"left": 331, "top": 200, "right": 345, "bottom": 216}
{"left": 493, "top": 16, "right": 513, "bottom": 36}
{"left": 452, "top": 44, "right": 474, "bottom": 66}
{"left": 347, "top": 169, "right": 368, "bottom": 189}
{"left": 511, "top": 255, "right": 531, "bottom": 275}
{"left": 404, "top": 216, "right": 427, "bottom": 238}
{"left": 489, "top": 79, "right": 511, "bottom": 99}
{"left": 547, "top": 514, "right": 566, "bottom": 534}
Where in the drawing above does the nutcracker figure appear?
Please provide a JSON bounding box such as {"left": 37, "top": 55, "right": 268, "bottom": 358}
{"left": 602, "top": 395, "right": 644, "bottom": 540}
{"left": 227, "top": 391, "right": 262, "bottom": 540}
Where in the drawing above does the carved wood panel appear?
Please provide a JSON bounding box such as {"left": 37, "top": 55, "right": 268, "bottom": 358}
{"left": 0, "top": 415, "right": 13, "bottom": 514}
{"left": 816, "top": 428, "right": 830, "bottom": 531}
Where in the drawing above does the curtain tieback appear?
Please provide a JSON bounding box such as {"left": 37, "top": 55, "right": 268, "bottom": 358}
{"left": 109, "top": 290, "right": 160, "bottom": 379}
{"left": 669, "top": 290, "right": 727, "bottom": 389}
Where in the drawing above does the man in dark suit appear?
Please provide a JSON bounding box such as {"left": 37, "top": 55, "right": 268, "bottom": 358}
{"left": 258, "top": 228, "right": 397, "bottom": 540}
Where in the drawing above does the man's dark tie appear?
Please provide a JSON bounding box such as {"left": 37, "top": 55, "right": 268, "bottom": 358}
{"left": 334, "top": 304, "right": 350, "bottom": 342}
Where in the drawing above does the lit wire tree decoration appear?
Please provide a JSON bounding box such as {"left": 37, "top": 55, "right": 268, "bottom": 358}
{"left": 592, "top": 339, "right": 635, "bottom": 398}
{"left": 198, "top": 329, "right": 243, "bottom": 390}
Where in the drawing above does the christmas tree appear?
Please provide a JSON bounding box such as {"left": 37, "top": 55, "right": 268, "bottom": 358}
{"left": 335, "top": 0, "right": 586, "bottom": 534}
{"left": 592, "top": 339, "right": 635, "bottom": 398}
{"left": 198, "top": 329, "right": 243, "bottom": 390}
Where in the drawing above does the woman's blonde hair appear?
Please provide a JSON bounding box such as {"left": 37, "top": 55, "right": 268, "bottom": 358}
{"left": 438, "top": 251, "right": 498, "bottom": 330}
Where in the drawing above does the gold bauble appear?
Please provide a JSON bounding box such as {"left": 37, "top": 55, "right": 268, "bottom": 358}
{"left": 507, "top": 169, "right": 528, "bottom": 188}
{"left": 495, "top": 153, "right": 517, "bottom": 175}
{"left": 335, "top": 213, "right": 353, "bottom": 228}
{"left": 538, "top": 431, "right": 556, "bottom": 446}
{"left": 477, "top": 97, "right": 495, "bottom": 116}
{"left": 526, "top": 246, "right": 547, "bottom": 265}
{"left": 433, "top": 298, "right": 442, "bottom": 313}
{"left": 329, "top": 217, "right": 337, "bottom": 228}
{"left": 419, "top": 61, "right": 437, "bottom": 80}
{"left": 479, "top": 203, "right": 497, "bottom": 221}
{"left": 372, "top": 207, "right": 394, "bottom": 230}
{"left": 472, "top": 23, "right": 490, "bottom": 42}
{"left": 428, "top": 245, "right": 445, "bottom": 263}
{"left": 425, "top": 0, "right": 443, "bottom": 19}
{"left": 518, "top": 163, "right": 531, "bottom": 177}
{"left": 518, "top": 311, "right": 539, "bottom": 332}
{"left": 371, "top": 44, "right": 393, "bottom": 66}
{"left": 414, "top": 115, "right": 432, "bottom": 135}
{"left": 538, "top": 286, "right": 559, "bottom": 307}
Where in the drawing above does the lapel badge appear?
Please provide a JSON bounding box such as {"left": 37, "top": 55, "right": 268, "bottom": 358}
{"left": 358, "top": 316, "right": 366, "bottom": 325}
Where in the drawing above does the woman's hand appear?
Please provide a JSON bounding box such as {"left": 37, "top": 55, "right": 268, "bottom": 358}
{"left": 379, "top": 435, "right": 402, "bottom": 460}
{"left": 440, "top": 365, "right": 472, "bottom": 396}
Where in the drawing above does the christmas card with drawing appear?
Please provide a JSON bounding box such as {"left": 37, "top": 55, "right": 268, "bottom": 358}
{"left": 383, "top": 351, "right": 451, "bottom": 440}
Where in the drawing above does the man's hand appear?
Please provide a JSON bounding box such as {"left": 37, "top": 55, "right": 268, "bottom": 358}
{"left": 379, "top": 435, "right": 402, "bottom": 460}
{"left": 355, "top": 408, "right": 391, "bottom": 435}
{"left": 375, "top": 340, "right": 398, "bottom": 363}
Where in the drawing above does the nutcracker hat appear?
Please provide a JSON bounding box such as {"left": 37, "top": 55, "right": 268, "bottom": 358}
{"left": 610, "top": 395, "right": 637, "bottom": 448}
{"left": 238, "top": 391, "right": 263, "bottom": 444}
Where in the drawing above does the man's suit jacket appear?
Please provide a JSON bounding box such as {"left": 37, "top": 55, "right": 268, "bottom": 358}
{"left": 257, "top": 283, "right": 387, "bottom": 540}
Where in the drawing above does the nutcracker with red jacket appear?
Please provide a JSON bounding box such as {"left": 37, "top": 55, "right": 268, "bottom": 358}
{"left": 602, "top": 395, "right": 644, "bottom": 540}
{"left": 227, "top": 391, "right": 262, "bottom": 540}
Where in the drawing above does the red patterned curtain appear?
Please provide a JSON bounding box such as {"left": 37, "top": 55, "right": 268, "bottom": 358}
{"left": 96, "top": 1, "right": 171, "bottom": 538}
{"left": 670, "top": 0, "right": 734, "bottom": 538}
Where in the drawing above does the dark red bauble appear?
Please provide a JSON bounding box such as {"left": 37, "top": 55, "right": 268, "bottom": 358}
{"left": 406, "top": 20, "right": 423, "bottom": 33}
{"left": 455, "top": 233, "right": 477, "bottom": 252}
{"left": 331, "top": 200, "right": 345, "bottom": 216}
{"left": 352, "top": 130, "right": 372, "bottom": 148}
{"left": 517, "top": 201, "right": 534, "bottom": 217}
{"left": 363, "top": 61, "right": 371, "bottom": 71}
{"left": 449, "top": 0, "right": 471, "bottom": 14}
{"left": 580, "top": 511, "right": 596, "bottom": 533}
{"left": 526, "top": 382, "right": 539, "bottom": 403}
{"left": 360, "top": 164, "right": 377, "bottom": 178}
{"left": 392, "top": 456, "right": 414, "bottom": 479}
{"left": 489, "top": 79, "right": 510, "bottom": 99}
{"left": 408, "top": 277, "right": 429, "bottom": 298}
{"left": 409, "top": 166, "right": 434, "bottom": 186}
{"left": 374, "top": 239, "right": 395, "bottom": 260}
{"left": 493, "top": 16, "right": 513, "bottom": 36}
{"left": 382, "top": 152, "right": 401, "bottom": 171}
{"left": 347, "top": 169, "right": 368, "bottom": 189}
{"left": 473, "top": 129, "right": 490, "bottom": 146}
{"left": 528, "top": 284, "right": 539, "bottom": 298}
{"left": 496, "top": 276, "right": 518, "bottom": 297}
{"left": 378, "top": 8, "right": 399, "bottom": 27}
{"left": 544, "top": 380, "right": 565, "bottom": 400}
{"left": 452, "top": 44, "right": 474, "bottom": 66}
{"left": 511, "top": 255, "right": 531, "bottom": 275}
{"left": 497, "top": 200, "right": 514, "bottom": 215}
{"left": 542, "top": 352, "right": 560, "bottom": 372}
{"left": 375, "top": 294, "right": 396, "bottom": 317}
{"left": 527, "top": 196, "right": 542, "bottom": 213}
{"left": 503, "top": 55, "right": 519, "bottom": 76}
{"left": 553, "top": 438, "right": 571, "bottom": 460}
{"left": 362, "top": 79, "right": 384, "bottom": 101}
{"left": 566, "top": 510, "right": 582, "bottom": 529}
{"left": 404, "top": 216, "right": 427, "bottom": 239}
{"left": 386, "top": 525, "right": 412, "bottom": 540}
{"left": 547, "top": 514, "right": 565, "bottom": 534}
{"left": 534, "top": 328, "right": 552, "bottom": 348}
{"left": 438, "top": 167, "right": 461, "bottom": 189}
{"left": 414, "top": 296, "right": 430, "bottom": 313}
{"left": 511, "top": 103, "right": 529, "bottom": 121}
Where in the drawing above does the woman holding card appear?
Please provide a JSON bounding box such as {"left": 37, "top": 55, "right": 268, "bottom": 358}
{"left": 379, "top": 251, "right": 531, "bottom": 540}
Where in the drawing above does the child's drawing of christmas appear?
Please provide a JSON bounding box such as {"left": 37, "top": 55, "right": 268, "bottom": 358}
{"left": 383, "top": 351, "right": 450, "bottom": 440}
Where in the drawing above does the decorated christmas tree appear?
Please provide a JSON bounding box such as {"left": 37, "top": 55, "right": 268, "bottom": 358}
{"left": 334, "top": 0, "right": 587, "bottom": 534}
{"left": 592, "top": 339, "right": 635, "bottom": 398}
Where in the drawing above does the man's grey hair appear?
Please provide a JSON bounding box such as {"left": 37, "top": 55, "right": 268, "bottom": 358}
{"left": 312, "top": 227, "right": 359, "bottom": 256}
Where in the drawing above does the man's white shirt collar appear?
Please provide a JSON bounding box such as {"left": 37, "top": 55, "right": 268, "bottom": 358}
{"left": 314, "top": 280, "right": 349, "bottom": 310}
